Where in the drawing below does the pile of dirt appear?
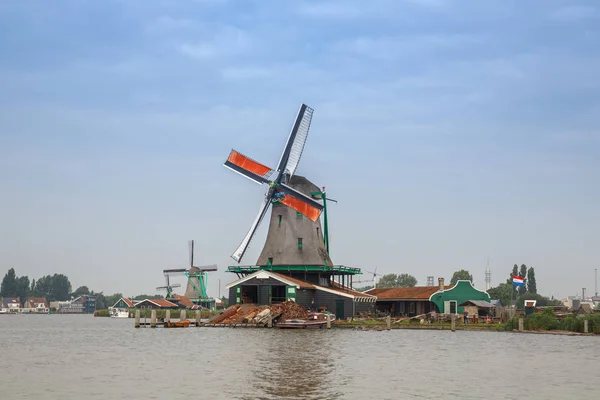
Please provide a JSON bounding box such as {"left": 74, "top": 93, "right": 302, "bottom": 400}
{"left": 271, "top": 301, "right": 309, "bottom": 320}
{"left": 209, "top": 301, "right": 309, "bottom": 324}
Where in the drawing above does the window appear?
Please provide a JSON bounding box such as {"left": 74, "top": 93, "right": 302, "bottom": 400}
{"left": 267, "top": 257, "right": 273, "bottom": 266}
{"left": 449, "top": 301, "right": 457, "bottom": 314}
{"left": 297, "top": 238, "right": 303, "bottom": 249}
{"left": 296, "top": 212, "right": 303, "bottom": 218}
{"left": 316, "top": 227, "right": 320, "bottom": 237}
{"left": 278, "top": 215, "right": 282, "bottom": 227}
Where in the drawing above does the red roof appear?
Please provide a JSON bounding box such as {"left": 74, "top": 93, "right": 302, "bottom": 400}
{"left": 173, "top": 295, "right": 194, "bottom": 308}
{"left": 366, "top": 286, "right": 450, "bottom": 300}
{"left": 330, "top": 281, "right": 377, "bottom": 298}
{"left": 135, "top": 299, "right": 178, "bottom": 308}
{"left": 26, "top": 297, "right": 48, "bottom": 306}
{"left": 272, "top": 273, "right": 315, "bottom": 289}
{"left": 122, "top": 298, "right": 134, "bottom": 307}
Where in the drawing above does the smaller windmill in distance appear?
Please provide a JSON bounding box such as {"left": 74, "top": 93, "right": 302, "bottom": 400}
{"left": 162, "top": 240, "right": 218, "bottom": 309}
{"left": 156, "top": 275, "right": 181, "bottom": 300}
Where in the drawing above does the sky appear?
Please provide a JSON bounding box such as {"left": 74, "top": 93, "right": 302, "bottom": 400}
{"left": 1, "top": 0, "right": 599, "bottom": 300}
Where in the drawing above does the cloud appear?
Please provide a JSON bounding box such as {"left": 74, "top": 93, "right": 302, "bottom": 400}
{"left": 549, "top": 5, "right": 597, "bottom": 22}
{"left": 176, "top": 25, "right": 253, "bottom": 59}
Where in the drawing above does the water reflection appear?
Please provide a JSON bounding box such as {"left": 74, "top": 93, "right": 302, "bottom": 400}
{"left": 246, "top": 330, "right": 339, "bottom": 400}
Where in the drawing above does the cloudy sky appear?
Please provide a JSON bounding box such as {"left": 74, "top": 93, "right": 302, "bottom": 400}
{"left": 1, "top": 0, "right": 599, "bottom": 299}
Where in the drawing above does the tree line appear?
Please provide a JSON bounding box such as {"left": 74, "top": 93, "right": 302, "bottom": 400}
{"left": 354, "top": 269, "right": 473, "bottom": 292}
{"left": 0, "top": 268, "right": 163, "bottom": 310}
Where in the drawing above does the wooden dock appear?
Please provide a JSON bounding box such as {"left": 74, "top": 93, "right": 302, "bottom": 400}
{"left": 134, "top": 309, "right": 208, "bottom": 328}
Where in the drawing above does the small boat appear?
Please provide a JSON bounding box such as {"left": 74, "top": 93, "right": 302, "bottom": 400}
{"left": 110, "top": 309, "right": 129, "bottom": 318}
{"left": 276, "top": 312, "right": 336, "bottom": 329}
{"left": 164, "top": 319, "right": 190, "bottom": 328}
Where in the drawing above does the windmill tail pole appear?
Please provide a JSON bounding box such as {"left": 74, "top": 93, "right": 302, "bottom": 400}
{"left": 322, "top": 187, "right": 329, "bottom": 254}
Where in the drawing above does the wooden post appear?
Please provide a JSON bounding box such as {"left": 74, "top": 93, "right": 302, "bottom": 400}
{"left": 267, "top": 313, "right": 272, "bottom": 328}
{"left": 386, "top": 315, "right": 391, "bottom": 330}
{"left": 165, "top": 309, "right": 171, "bottom": 323}
{"left": 195, "top": 310, "right": 201, "bottom": 326}
{"left": 150, "top": 310, "right": 157, "bottom": 328}
{"left": 584, "top": 319, "right": 589, "bottom": 333}
{"left": 180, "top": 309, "right": 187, "bottom": 321}
{"left": 451, "top": 314, "right": 456, "bottom": 332}
{"left": 326, "top": 314, "right": 331, "bottom": 329}
{"left": 518, "top": 317, "right": 524, "bottom": 332}
{"left": 135, "top": 309, "right": 140, "bottom": 328}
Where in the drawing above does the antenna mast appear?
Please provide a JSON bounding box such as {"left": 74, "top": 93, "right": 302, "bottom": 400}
{"left": 485, "top": 257, "right": 492, "bottom": 291}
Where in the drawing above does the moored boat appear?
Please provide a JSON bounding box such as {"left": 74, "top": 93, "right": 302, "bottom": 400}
{"left": 276, "top": 312, "right": 336, "bottom": 329}
{"left": 110, "top": 309, "right": 129, "bottom": 318}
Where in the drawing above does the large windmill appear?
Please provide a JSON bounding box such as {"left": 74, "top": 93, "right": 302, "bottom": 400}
{"left": 223, "top": 104, "right": 375, "bottom": 315}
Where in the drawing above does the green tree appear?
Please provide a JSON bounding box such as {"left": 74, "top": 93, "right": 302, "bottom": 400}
{"left": 527, "top": 267, "right": 537, "bottom": 294}
{"left": 377, "top": 274, "right": 399, "bottom": 288}
{"left": 397, "top": 274, "right": 417, "bottom": 287}
{"left": 1, "top": 268, "right": 18, "bottom": 297}
{"left": 518, "top": 264, "right": 528, "bottom": 295}
{"left": 105, "top": 293, "right": 124, "bottom": 308}
{"left": 487, "top": 283, "right": 513, "bottom": 306}
{"left": 516, "top": 293, "right": 561, "bottom": 308}
{"left": 51, "top": 274, "right": 72, "bottom": 301}
{"left": 450, "top": 269, "right": 473, "bottom": 285}
{"left": 376, "top": 273, "right": 417, "bottom": 288}
{"left": 71, "top": 286, "right": 90, "bottom": 298}
{"left": 30, "top": 279, "right": 36, "bottom": 294}
{"left": 93, "top": 292, "right": 107, "bottom": 310}
{"left": 16, "top": 276, "right": 30, "bottom": 302}
{"left": 354, "top": 285, "right": 374, "bottom": 292}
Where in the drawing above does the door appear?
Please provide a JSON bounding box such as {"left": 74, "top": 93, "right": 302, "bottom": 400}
{"left": 335, "top": 300, "right": 345, "bottom": 320}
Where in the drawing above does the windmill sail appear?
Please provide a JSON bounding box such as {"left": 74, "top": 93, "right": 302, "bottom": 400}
{"left": 231, "top": 195, "right": 272, "bottom": 262}
{"left": 276, "top": 104, "right": 313, "bottom": 178}
{"left": 224, "top": 149, "right": 275, "bottom": 184}
{"left": 278, "top": 182, "right": 323, "bottom": 221}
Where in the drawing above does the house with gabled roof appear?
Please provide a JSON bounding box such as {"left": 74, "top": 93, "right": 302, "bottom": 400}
{"left": 111, "top": 297, "right": 134, "bottom": 310}
{"left": 2, "top": 297, "right": 21, "bottom": 313}
{"left": 226, "top": 270, "right": 377, "bottom": 319}
{"left": 22, "top": 297, "right": 49, "bottom": 313}
{"left": 134, "top": 298, "right": 178, "bottom": 310}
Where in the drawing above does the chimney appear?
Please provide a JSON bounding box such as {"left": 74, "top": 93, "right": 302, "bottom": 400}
{"left": 438, "top": 278, "right": 445, "bottom": 291}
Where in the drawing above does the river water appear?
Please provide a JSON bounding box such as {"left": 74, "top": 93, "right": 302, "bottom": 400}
{"left": 1, "top": 315, "right": 598, "bottom": 399}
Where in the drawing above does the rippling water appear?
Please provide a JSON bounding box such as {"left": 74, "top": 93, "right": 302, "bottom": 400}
{"left": 1, "top": 315, "right": 599, "bottom": 399}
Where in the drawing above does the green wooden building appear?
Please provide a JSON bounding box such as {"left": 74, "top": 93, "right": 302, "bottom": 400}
{"left": 429, "top": 280, "right": 491, "bottom": 315}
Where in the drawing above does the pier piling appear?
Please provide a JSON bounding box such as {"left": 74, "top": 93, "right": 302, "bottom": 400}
{"left": 135, "top": 309, "right": 140, "bottom": 328}
{"left": 180, "top": 310, "right": 187, "bottom": 321}
{"left": 166, "top": 309, "right": 170, "bottom": 323}
{"left": 386, "top": 315, "right": 391, "bottom": 330}
{"left": 518, "top": 318, "right": 524, "bottom": 332}
{"left": 326, "top": 314, "right": 331, "bottom": 329}
{"left": 195, "top": 310, "right": 201, "bottom": 326}
{"left": 268, "top": 314, "right": 272, "bottom": 328}
{"left": 151, "top": 310, "right": 157, "bottom": 328}
{"left": 451, "top": 314, "right": 456, "bottom": 332}
{"left": 584, "top": 319, "right": 589, "bottom": 333}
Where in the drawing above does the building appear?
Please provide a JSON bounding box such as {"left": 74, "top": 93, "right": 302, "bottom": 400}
{"left": 57, "top": 295, "right": 97, "bottom": 314}
{"left": 111, "top": 297, "right": 134, "bottom": 311}
{"left": 22, "top": 297, "right": 49, "bottom": 313}
{"left": 2, "top": 298, "right": 21, "bottom": 313}
{"left": 368, "top": 279, "right": 491, "bottom": 317}
{"left": 226, "top": 270, "right": 376, "bottom": 319}
{"left": 134, "top": 299, "right": 178, "bottom": 310}
{"left": 365, "top": 285, "right": 450, "bottom": 317}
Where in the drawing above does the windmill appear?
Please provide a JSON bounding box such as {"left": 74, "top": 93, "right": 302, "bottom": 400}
{"left": 163, "top": 240, "right": 217, "bottom": 308}
{"left": 156, "top": 275, "right": 181, "bottom": 299}
{"left": 224, "top": 103, "right": 330, "bottom": 265}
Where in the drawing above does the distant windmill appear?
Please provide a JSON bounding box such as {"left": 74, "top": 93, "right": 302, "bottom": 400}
{"left": 365, "top": 267, "right": 380, "bottom": 288}
{"left": 156, "top": 275, "right": 181, "bottom": 299}
{"left": 163, "top": 240, "right": 217, "bottom": 306}
{"left": 223, "top": 104, "right": 328, "bottom": 264}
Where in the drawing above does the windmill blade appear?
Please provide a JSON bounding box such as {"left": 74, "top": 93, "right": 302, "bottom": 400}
{"left": 278, "top": 183, "right": 324, "bottom": 221}
{"left": 224, "top": 149, "right": 275, "bottom": 185}
{"left": 190, "top": 264, "right": 218, "bottom": 272}
{"left": 188, "top": 240, "right": 194, "bottom": 268}
{"left": 231, "top": 194, "right": 272, "bottom": 263}
{"left": 276, "top": 104, "right": 313, "bottom": 178}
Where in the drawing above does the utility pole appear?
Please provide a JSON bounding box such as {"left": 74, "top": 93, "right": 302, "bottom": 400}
{"left": 218, "top": 279, "right": 221, "bottom": 298}
{"left": 595, "top": 268, "right": 598, "bottom": 297}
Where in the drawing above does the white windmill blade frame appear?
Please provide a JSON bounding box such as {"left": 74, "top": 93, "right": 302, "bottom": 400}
{"left": 276, "top": 104, "right": 314, "bottom": 178}
{"left": 279, "top": 183, "right": 324, "bottom": 211}
{"left": 231, "top": 194, "right": 272, "bottom": 263}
